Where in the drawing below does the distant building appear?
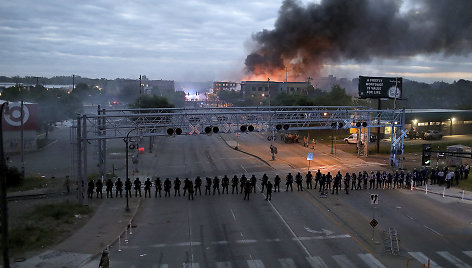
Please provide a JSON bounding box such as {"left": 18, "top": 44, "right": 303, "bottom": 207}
{"left": 213, "top": 81, "right": 238, "bottom": 93}
{"left": 240, "top": 81, "right": 311, "bottom": 98}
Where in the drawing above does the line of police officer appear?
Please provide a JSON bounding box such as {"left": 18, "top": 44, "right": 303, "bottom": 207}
{"left": 85, "top": 164, "right": 470, "bottom": 200}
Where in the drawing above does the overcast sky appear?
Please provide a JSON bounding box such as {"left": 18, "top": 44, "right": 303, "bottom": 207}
{"left": 1, "top": 0, "right": 471, "bottom": 83}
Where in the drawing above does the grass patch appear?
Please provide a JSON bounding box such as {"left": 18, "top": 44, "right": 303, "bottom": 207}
{"left": 459, "top": 177, "right": 472, "bottom": 192}
{"left": 7, "top": 177, "right": 58, "bottom": 193}
{"left": 9, "top": 200, "right": 93, "bottom": 254}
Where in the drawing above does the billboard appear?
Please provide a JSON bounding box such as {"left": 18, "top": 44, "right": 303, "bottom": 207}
{"left": 2, "top": 102, "right": 38, "bottom": 131}
{"left": 358, "top": 76, "right": 402, "bottom": 99}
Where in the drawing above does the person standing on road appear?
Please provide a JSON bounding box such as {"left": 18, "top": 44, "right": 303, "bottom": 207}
{"left": 260, "top": 173, "right": 268, "bottom": 193}
{"left": 222, "top": 175, "right": 229, "bottom": 194}
{"left": 266, "top": 181, "right": 273, "bottom": 201}
{"left": 213, "top": 176, "right": 221, "bottom": 195}
{"left": 164, "top": 178, "right": 172, "bottom": 197}
{"left": 240, "top": 175, "right": 247, "bottom": 194}
{"left": 99, "top": 249, "right": 109, "bottom": 268}
{"left": 195, "top": 176, "right": 202, "bottom": 196}
{"left": 144, "top": 177, "right": 152, "bottom": 198}
{"left": 344, "top": 172, "right": 350, "bottom": 195}
{"left": 231, "top": 175, "right": 239, "bottom": 194}
{"left": 96, "top": 179, "right": 103, "bottom": 199}
{"left": 134, "top": 177, "right": 142, "bottom": 197}
{"left": 188, "top": 180, "right": 194, "bottom": 200}
{"left": 244, "top": 180, "right": 251, "bottom": 200}
{"left": 319, "top": 174, "right": 326, "bottom": 193}
{"left": 183, "top": 177, "right": 190, "bottom": 196}
{"left": 125, "top": 178, "right": 132, "bottom": 198}
{"left": 351, "top": 173, "right": 357, "bottom": 191}
{"left": 332, "top": 171, "right": 341, "bottom": 194}
{"left": 369, "top": 171, "right": 375, "bottom": 189}
{"left": 250, "top": 175, "right": 257, "bottom": 193}
{"left": 154, "top": 177, "right": 162, "bottom": 198}
{"left": 306, "top": 171, "right": 313, "bottom": 189}
{"left": 88, "top": 179, "right": 95, "bottom": 199}
{"left": 326, "top": 172, "right": 332, "bottom": 190}
{"left": 174, "top": 177, "right": 181, "bottom": 196}
{"left": 205, "top": 177, "right": 212, "bottom": 195}
{"left": 295, "top": 172, "right": 303, "bottom": 191}
{"left": 274, "top": 174, "right": 281, "bottom": 192}
{"left": 105, "top": 178, "right": 113, "bottom": 198}
{"left": 286, "top": 173, "right": 293, "bottom": 191}
{"left": 315, "top": 170, "right": 321, "bottom": 189}
{"left": 115, "top": 178, "right": 123, "bottom": 198}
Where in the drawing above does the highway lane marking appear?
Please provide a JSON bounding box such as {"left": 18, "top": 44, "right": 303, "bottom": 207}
{"left": 437, "top": 251, "right": 471, "bottom": 268}
{"left": 301, "top": 191, "right": 374, "bottom": 255}
{"left": 424, "top": 225, "right": 443, "bottom": 237}
{"left": 241, "top": 164, "right": 248, "bottom": 173}
{"left": 332, "top": 254, "right": 357, "bottom": 268}
{"left": 464, "top": 251, "right": 472, "bottom": 258}
{"left": 306, "top": 256, "right": 329, "bottom": 268}
{"left": 279, "top": 258, "right": 297, "bottom": 268}
{"left": 357, "top": 253, "right": 386, "bottom": 268}
{"left": 230, "top": 209, "right": 236, "bottom": 221}
{"left": 296, "top": 235, "right": 351, "bottom": 241}
{"left": 235, "top": 239, "right": 257, "bottom": 244}
{"left": 408, "top": 252, "right": 440, "bottom": 268}
{"left": 212, "top": 240, "right": 229, "bottom": 245}
{"left": 256, "top": 184, "right": 312, "bottom": 258}
{"left": 247, "top": 259, "right": 265, "bottom": 268}
{"left": 265, "top": 238, "right": 281, "bottom": 242}
{"left": 406, "top": 215, "right": 415, "bottom": 220}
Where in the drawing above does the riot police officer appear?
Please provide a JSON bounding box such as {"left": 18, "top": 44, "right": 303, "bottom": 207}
{"left": 164, "top": 178, "right": 171, "bottom": 197}
{"left": 105, "top": 178, "right": 113, "bottom": 198}
{"left": 261, "top": 174, "right": 268, "bottom": 193}
{"left": 154, "top": 177, "right": 162, "bottom": 197}
{"left": 266, "top": 181, "right": 273, "bottom": 201}
{"left": 144, "top": 177, "right": 152, "bottom": 198}
{"left": 250, "top": 175, "right": 257, "bottom": 193}
{"left": 274, "top": 175, "right": 281, "bottom": 192}
{"left": 96, "top": 179, "right": 103, "bottom": 199}
{"left": 115, "top": 177, "right": 123, "bottom": 198}
{"left": 188, "top": 180, "right": 194, "bottom": 200}
{"left": 174, "top": 177, "right": 181, "bottom": 196}
{"left": 244, "top": 180, "right": 251, "bottom": 200}
{"left": 306, "top": 171, "right": 313, "bottom": 189}
{"left": 213, "top": 176, "right": 220, "bottom": 195}
{"left": 87, "top": 179, "right": 95, "bottom": 199}
{"left": 125, "top": 178, "right": 132, "bottom": 198}
{"left": 286, "top": 173, "right": 293, "bottom": 192}
{"left": 344, "top": 172, "right": 350, "bottom": 194}
{"left": 222, "top": 175, "right": 229, "bottom": 194}
{"left": 195, "top": 176, "right": 202, "bottom": 195}
{"left": 240, "top": 175, "right": 247, "bottom": 194}
{"left": 231, "top": 175, "right": 239, "bottom": 194}
{"left": 332, "top": 171, "right": 341, "bottom": 195}
{"left": 205, "top": 177, "right": 212, "bottom": 195}
{"left": 295, "top": 172, "right": 303, "bottom": 191}
{"left": 183, "top": 178, "right": 190, "bottom": 196}
{"left": 134, "top": 177, "right": 142, "bottom": 197}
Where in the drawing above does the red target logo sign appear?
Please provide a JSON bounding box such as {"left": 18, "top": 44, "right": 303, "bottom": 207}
{"left": 4, "top": 102, "right": 30, "bottom": 127}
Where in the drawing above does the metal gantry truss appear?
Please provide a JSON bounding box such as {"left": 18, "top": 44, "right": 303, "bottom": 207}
{"left": 72, "top": 106, "right": 406, "bottom": 204}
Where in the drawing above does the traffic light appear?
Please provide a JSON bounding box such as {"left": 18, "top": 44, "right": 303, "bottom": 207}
{"left": 422, "top": 143, "right": 432, "bottom": 166}
{"left": 331, "top": 122, "right": 344, "bottom": 129}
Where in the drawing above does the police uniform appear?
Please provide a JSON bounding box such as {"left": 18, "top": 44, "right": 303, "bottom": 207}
{"left": 222, "top": 175, "right": 229, "bottom": 194}
{"left": 261, "top": 174, "right": 268, "bottom": 193}
{"left": 231, "top": 175, "right": 239, "bottom": 194}
{"left": 154, "top": 177, "right": 162, "bottom": 197}
{"left": 144, "top": 178, "right": 152, "bottom": 198}
{"left": 164, "top": 178, "right": 172, "bottom": 197}
{"left": 195, "top": 176, "right": 202, "bottom": 195}
{"left": 88, "top": 179, "right": 95, "bottom": 199}
{"left": 96, "top": 179, "right": 103, "bottom": 198}
{"left": 125, "top": 178, "right": 132, "bottom": 198}
{"left": 213, "top": 176, "right": 220, "bottom": 195}
{"left": 174, "top": 177, "right": 181, "bottom": 196}
{"left": 105, "top": 178, "right": 113, "bottom": 198}
{"left": 266, "top": 181, "right": 273, "bottom": 201}
{"left": 274, "top": 175, "right": 281, "bottom": 192}
{"left": 115, "top": 178, "right": 123, "bottom": 198}
{"left": 134, "top": 177, "right": 142, "bottom": 197}
{"left": 286, "top": 173, "right": 293, "bottom": 191}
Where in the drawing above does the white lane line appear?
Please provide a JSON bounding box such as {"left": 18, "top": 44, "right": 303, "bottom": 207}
{"left": 152, "top": 265, "right": 168, "bottom": 268}
{"left": 437, "top": 251, "right": 471, "bottom": 268}
{"left": 150, "top": 244, "right": 167, "bottom": 248}
{"left": 332, "top": 255, "right": 357, "bottom": 268}
{"left": 183, "top": 263, "right": 200, "bottom": 268}
{"left": 265, "top": 238, "right": 281, "bottom": 242}
{"left": 235, "top": 239, "right": 257, "bottom": 244}
{"left": 216, "top": 261, "right": 232, "bottom": 268}
{"left": 408, "top": 252, "right": 441, "bottom": 268}
{"left": 424, "top": 225, "right": 443, "bottom": 236}
{"left": 212, "top": 240, "right": 229, "bottom": 245}
{"left": 464, "top": 251, "right": 472, "bottom": 258}
{"left": 247, "top": 259, "right": 265, "bottom": 268}
{"left": 357, "top": 253, "right": 386, "bottom": 268}
{"left": 306, "top": 256, "right": 328, "bottom": 268}
{"left": 241, "top": 164, "right": 248, "bottom": 173}
{"left": 260, "top": 184, "right": 312, "bottom": 257}
{"left": 296, "top": 234, "right": 351, "bottom": 241}
{"left": 175, "top": 242, "right": 202, "bottom": 247}
{"left": 230, "top": 209, "right": 237, "bottom": 221}
{"left": 279, "top": 258, "right": 297, "bottom": 268}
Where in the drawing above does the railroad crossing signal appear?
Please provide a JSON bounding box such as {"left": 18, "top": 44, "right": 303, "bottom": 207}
{"left": 422, "top": 143, "right": 432, "bottom": 166}
{"left": 370, "top": 194, "right": 379, "bottom": 205}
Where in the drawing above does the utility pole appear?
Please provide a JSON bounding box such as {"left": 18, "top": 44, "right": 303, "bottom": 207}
{"left": 20, "top": 100, "right": 24, "bottom": 178}
{"left": 72, "top": 74, "right": 75, "bottom": 91}
{"left": 1, "top": 102, "right": 11, "bottom": 268}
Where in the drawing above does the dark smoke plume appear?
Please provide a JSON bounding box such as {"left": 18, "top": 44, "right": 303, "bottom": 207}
{"left": 245, "top": 0, "right": 472, "bottom": 77}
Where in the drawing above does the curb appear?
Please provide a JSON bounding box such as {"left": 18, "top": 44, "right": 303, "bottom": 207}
{"left": 411, "top": 186, "right": 472, "bottom": 201}
{"left": 218, "top": 134, "right": 274, "bottom": 169}
{"left": 76, "top": 198, "right": 142, "bottom": 267}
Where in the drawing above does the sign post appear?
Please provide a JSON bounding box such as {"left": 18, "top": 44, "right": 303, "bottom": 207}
{"left": 370, "top": 194, "right": 379, "bottom": 241}
{"left": 307, "top": 153, "right": 313, "bottom": 172}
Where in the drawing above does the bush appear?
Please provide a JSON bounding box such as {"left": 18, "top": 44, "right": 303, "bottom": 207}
{"left": 6, "top": 166, "right": 24, "bottom": 188}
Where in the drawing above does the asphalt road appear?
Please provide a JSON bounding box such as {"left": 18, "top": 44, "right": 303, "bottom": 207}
{"left": 84, "top": 133, "right": 472, "bottom": 268}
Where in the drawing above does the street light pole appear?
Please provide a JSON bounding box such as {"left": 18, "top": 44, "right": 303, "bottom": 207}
{"left": 1, "top": 102, "right": 10, "bottom": 268}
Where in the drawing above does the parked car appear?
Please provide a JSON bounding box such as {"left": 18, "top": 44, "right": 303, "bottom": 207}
{"left": 423, "top": 130, "right": 443, "bottom": 140}
{"left": 344, "top": 134, "right": 376, "bottom": 144}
